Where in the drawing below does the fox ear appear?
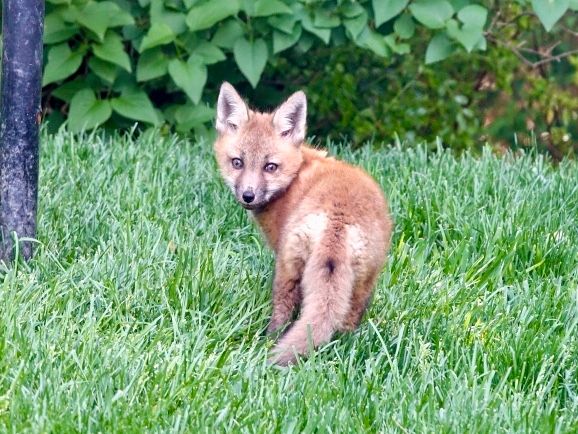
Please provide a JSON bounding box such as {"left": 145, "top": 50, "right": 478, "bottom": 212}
{"left": 273, "top": 91, "right": 307, "bottom": 145}
{"left": 216, "top": 82, "right": 249, "bottom": 134}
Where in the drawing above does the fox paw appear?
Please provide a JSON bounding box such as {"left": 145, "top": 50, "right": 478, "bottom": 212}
{"left": 268, "top": 345, "right": 298, "bottom": 367}
{"left": 266, "top": 319, "right": 288, "bottom": 336}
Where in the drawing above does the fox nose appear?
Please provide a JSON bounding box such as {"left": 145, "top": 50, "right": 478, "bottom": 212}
{"left": 242, "top": 190, "right": 255, "bottom": 203}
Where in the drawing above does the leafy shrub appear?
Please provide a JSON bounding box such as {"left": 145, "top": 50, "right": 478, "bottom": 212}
{"left": 23, "top": 0, "right": 578, "bottom": 155}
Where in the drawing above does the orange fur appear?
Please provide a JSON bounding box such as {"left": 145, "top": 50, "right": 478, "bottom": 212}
{"left": 213, "top": 82, "right": 393, "bottom": 365}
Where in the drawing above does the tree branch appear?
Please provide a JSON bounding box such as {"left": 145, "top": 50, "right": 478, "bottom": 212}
{"left": 486, "top": 33, "right": 578, "bottom": 69}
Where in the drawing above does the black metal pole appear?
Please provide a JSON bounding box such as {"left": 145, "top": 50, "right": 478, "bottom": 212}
{"left": 0, "top": 0, "right": 44, "bottom": 262}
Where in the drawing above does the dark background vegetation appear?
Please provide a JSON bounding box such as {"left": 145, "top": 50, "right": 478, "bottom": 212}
{"left": 1, "top": 0, "right": 577, "bottom": 158}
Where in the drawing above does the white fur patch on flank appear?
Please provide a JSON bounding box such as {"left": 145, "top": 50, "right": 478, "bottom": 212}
{"left": 276, "top": 213, "right": 328, "bottom": 278}
{"left": 300, "top": 213, "right": 328, "bottom": 245}
{"left": 346, "top": 224, "right": 368, "bottom": 262}
{"left": 284, "top": 213, "right": 328, "bottom": 260}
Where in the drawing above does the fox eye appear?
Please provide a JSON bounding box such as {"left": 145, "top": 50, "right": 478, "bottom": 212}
{"left": 231, "top": 158, "right": 243, "bottom": 169}
{"left": 264, "top": 163, "right": 278, "bottom": 173}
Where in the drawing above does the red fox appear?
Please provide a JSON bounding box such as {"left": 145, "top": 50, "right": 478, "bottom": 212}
{"left": 213, "top": 82, "right": 393, "bottom": 365}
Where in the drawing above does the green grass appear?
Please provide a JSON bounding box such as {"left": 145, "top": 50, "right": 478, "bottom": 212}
{"left": 1, "top": 130, "right": 578, "bottom": 433}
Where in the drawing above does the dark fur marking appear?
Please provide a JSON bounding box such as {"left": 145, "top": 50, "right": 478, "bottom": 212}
{"left": 326, "top": 258, "right": 336, "bottom": 274}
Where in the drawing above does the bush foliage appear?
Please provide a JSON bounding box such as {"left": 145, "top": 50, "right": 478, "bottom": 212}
{"left": 30, "top": 1, "right": 578, "bottom": 155}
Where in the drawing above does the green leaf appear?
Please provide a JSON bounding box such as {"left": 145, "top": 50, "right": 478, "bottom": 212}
{"left": 273, "top": 25, "right": 302, "bottom": 53}
{"left": 233, "top": 38, "right": 268, "bottom": 88}
{"left": 241, "top": 0, "right": 255, "bottom": 16}
{"left": 253, "top": 0, "right": 292, "bottom": 17}
{"left": 168, "top": 58, "right": 207, "bottom": 104}
{"left": 357, "top": 28, "right": 389, "bottom": 57}
{"left": 191, "top": 41, "right": 226, "bottom": 64}
{"left": 531, "top": 0, "right": 569, "bottom": 32}
{"left": 457, "top": 4, "right": 488, "bottom": 28}
{"left": 162, "top": 104, "right": 181, "bottom": 124}
{"left": 175, "top": 104, "right": 214, "bottom": 125}
{"left": 314, "top": 9, "right": 341, "bottom": 28}
{"left": 449, "top": 0, "right": 470, "bottom": 10}
{"left": 459, "top": 26, "right": 484, "bottom": 52}
{"left": 51, "top": 79, "right": 90, "bottom": 102}
{"left": 140, "top": 22, "right": 176, "bottom": 52}
{"left": 150, "top": 0, "right": 187, "bottom": 35}
{"left": 446, "top": 19, "right": 484, "bottom": 52}
{"left": 186, "top": 0, "right": 240, "bottom": 32}
{"left": 425, "top": 33, "right": 455, "bottom": 63}
{"left": 297, "top": 34, "right": 315, "bottom": 53}
{"left": 89, "top": 57, "right": 119, "bottom": 83}
{"left": 174, "top": 103, "right": 215, "bottom": 132}
{"left": 44, "top": 12, "right": 78, "bottom": 44}
{"left": 111, "top": 90, "right": 160, "bottom": 125}
{"left": 301, "top": 13, "right": 332, "bottom": 44}
{"left": 268, "top": 15, "right": 298, "bottom": 34}
{"left": 341, "top": 2, "right": 365, "bottom": 18}
{"left": 68, "top": 89, "right": 112, "bottom": 132}
{"left": 474, "top": 35, "right": 487, "bottom": 51}
{"left": 59, "top": 5, "right": 79, "bottom": 22}
{"left": 136, "top": 48, "right": 169, "bottom": 82}
{"left": 373, "top": 0, "right": 409, "bottom": 27}
{"left": 77, "top": 1, "right": 134, "bottom": 41}
{"left": 43, "top": 43, "right": 84, "bottom": 86}
{"left": 343, "top": 12, "right": 368, "bottom": 41}
{"left": 212, "top": 20, "right": 245, "bottom": 49}
{"left": 410, "top": 0, "right": 454, "bottom": 29}
{"left": 394, "top": 13, "right": 415, "bottom": 39}
{"left": 92, "top": 32, "right": 131, "bottom": 72}
{"left": 96, "top": 2, "right": 134, "bottom": 28}
{"left": 385, "top": 34, "right": 410, "bottom": 54}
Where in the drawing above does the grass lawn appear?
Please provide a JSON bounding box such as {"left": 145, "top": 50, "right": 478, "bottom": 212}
{"left": 1, "top": 130, "right": 577, "bottom": 432}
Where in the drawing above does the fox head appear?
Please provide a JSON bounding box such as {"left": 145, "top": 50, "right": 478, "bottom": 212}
{"left": 213, "top": 82, "right": 307, "bottom": 210}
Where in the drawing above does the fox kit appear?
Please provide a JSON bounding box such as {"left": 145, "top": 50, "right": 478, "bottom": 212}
{"left": 213, "top": 82, "right": 393, "bottom": 365}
